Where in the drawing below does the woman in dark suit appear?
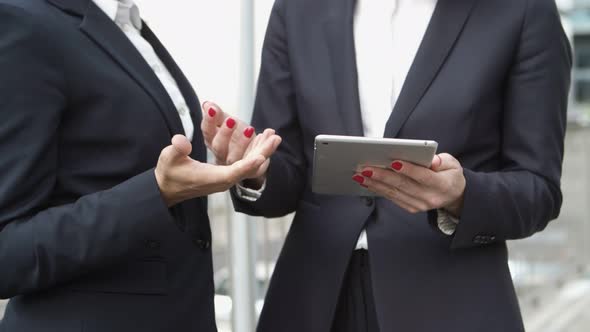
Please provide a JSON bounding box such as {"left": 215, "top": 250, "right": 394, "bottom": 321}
{"left": 0, "top": 0, "right": 280, "bottom": 331}
{"left": 202, "top": 0, "right": 572, "bottom": 330}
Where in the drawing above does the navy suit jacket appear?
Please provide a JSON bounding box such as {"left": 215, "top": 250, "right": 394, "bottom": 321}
{"left": 0, "top": 0, "right": 216, "bottom": 331}
{"left": 232, "top": 0, "right": 572, "bottom": 331}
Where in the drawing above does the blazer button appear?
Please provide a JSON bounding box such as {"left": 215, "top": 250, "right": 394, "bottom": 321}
{"left": 363, "top": 197, "right": 375, "bottom": 207}
{"left": 146, "top": 240, "right": 161, "bottom": 250}
{"left": 195, "top": 239, "right": 211, "bottom": 250}
{"left": 473, "top": 235, "right": 495, "bottom": 244}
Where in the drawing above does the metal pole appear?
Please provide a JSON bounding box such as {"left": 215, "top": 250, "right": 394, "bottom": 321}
{"left": 230, "top": 0, "right": 257, "bottom": 331}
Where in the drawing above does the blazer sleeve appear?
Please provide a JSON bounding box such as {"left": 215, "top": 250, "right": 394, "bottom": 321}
{"left": 231, "top": 0, "right": 307, "bottom": 218}
{"left": 0, "top": 5, "right": 174, "bottom": 298}
{"left": 450, "top": 0, "right": 572, "bottom": 249}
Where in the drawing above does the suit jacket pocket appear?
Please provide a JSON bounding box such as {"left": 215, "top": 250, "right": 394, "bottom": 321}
{"left": 66, "top": 260, "right": 168, "bottom": 295}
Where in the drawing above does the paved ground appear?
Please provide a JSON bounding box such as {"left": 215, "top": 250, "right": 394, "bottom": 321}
{"left": 523, "top": 279, "right": 590, "bottom": 332}
{"left": 562, "top": 312, "right": 590, "bottom": 332}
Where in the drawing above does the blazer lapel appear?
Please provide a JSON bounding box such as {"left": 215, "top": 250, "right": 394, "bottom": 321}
{"left": 142, "top": 24, "right": 207, "bottom": 163}
{"left": 141, "top": 26, "right": 210, "bottom": 240}
{"left": 323, "top": 0, "right": 364, "bottom": 137}
{"left": 383, "top": 0, "right": 478, "bottom": 138}
{"left": 46, "top": 0, "right": 87, "bottom": 16}
{"left": 48, "top": 0, "right": 185, "bottom": 137}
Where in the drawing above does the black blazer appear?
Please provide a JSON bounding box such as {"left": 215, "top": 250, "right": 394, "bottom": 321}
{"left": 233, "top": 0, "right": 572, "bottom": 331}
{"left": 0, "top": 0, "right": 216, "bottom": 331}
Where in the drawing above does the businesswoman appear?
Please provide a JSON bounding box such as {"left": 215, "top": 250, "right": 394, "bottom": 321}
{"left": 202, "top": 0, "right": 571, "bottom": 330}
{"left": 0, "top": 0, "right": 280, "bottom": 331}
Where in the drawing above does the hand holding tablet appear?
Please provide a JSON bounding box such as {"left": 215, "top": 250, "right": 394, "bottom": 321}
{"left": 312, "top": 135, "right": 438, "bottom": 196}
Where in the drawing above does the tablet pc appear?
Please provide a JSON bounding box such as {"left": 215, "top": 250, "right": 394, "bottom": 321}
{"left": 312, "top": 135, "right": 438, "bottom": 196}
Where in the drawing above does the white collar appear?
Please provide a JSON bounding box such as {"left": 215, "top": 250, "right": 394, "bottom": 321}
{"left": 93, "top": 0, "right": 118, "bottom": 21}
{"left": 93, "top": 0, "right": 142, "bottom": 30}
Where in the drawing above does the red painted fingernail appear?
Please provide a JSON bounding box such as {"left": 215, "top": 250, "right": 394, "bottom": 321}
{"left": 391, "top": 162, "right": 403, "bottom": 171}
{"left": 226, "top": 118, "right": 236, "bottom": 129}
{"left": 208, "top": 108, "right": 216, "bottom": 117}
{"left": 352, "top": 175, "right": 365, "bottom": 185}
{"left": 362, "top": 170, "right": 373, "bottom": 178}
{"left": 244, "top": 127, "right": 255, "bottom": 138}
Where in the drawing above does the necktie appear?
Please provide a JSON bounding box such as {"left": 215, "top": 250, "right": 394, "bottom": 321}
{"left": 114, "top": 0, "right": 142, "bottom": 30}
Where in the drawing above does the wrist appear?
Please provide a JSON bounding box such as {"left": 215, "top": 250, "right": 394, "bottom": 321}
{"left": 445, "top": 195, "right": 464, "bottom": 218}
{"left": 154, "top": 169, "right": 178, "bottom": 207}
{"left": 444, "top": 173, "right": 466, "bottom": 218}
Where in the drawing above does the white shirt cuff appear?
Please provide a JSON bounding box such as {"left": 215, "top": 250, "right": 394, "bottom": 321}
{"left": 234, "top": 180, "right": 266, "bottom": 202}
{"left": 436, "top": 209, "right": 460, "bottom": 236}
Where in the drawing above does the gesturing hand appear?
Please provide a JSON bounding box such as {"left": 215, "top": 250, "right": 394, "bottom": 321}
{"left": 155, "top": 135, "right": 273, "bottom": 207}
{"left": 200, "top": 101, "right": 282, "bottom": 188}
{"left": 352, "top": 153, "right": 466, "bottom": 217}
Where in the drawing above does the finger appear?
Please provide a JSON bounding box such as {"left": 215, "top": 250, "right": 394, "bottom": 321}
{"left": 435, "top": 153, "right": 462, "bottom": 172}
{"left": 243, "top": 133, "right": 261, "bottom": 157}
{"left": 201, "top": 101, "right": 228, "bottom": 127}
{"left": 254, "top": 158, "right": 271, "bottom": 179}
{"left": 359, "top": 176, "right": 427, "bottom": 213}
{"left": 362, "top": 167, "right": 423, "bottom": 198}
{"left": 389, "top": 160, "right": 437, "bottom": 185}
{"left": 271, "top": 134, "right": 282, "bottom": 151}
{"left": 361, "top": 167, "right": 450, "bottom": 210}
{"left": 430, "top": 154, "right": 443, "bottom": 171}
{"left": 211, "top": 117, "right": 239, "bottom": 164}
{"left": 389, "top": 198, "right": 422, "bottom": 214}
{"left": 226, "top": 154, "right": 266, "bottom": 183}
{"left": 159, "top": 135, "right": 193, "bottom": 166}
{"left": 228, "top": 129, "right": 275, "bottom": 165}
{"left": 249, "top": 130, "right": 281, "bottom": 159}
{"left": 200, "top": 101, "right": 228, "bottom": 146}
{"left": 171, "top": 134, "right": 192, "bottom": 159}
{"left": 226, "top": 125, "right": 257, "bottom": 165}
{"left": 248, "top": 132, "right": 281, "bottom": 179}
{"left": 205, "top": 101, "right": 249, "bottom": 134}
{"left": 265, "top": 135, "right": 283, "bottom": 157}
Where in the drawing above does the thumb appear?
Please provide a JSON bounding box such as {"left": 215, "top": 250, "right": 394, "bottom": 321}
{"left": 431, "top": 153, "right": 460, "bottom": 172}
{"left": 170, "top": 134, "right": 193, "bottom": 160}
{"left": 227, "top": 154, "right": 266, "bottom": 183}
{"left": 430, "top": 154, "right": 443, "bottom": 172}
